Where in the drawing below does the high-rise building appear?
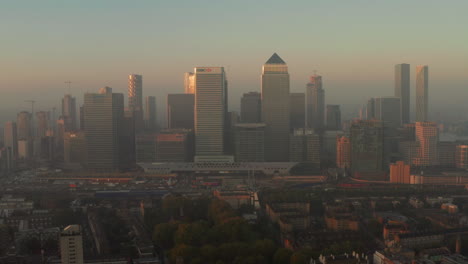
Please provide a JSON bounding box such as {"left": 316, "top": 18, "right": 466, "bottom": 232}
{"left": 17, "top": 111, "right": 32, "bottom": 140}
{"left": 306, "top": 75, "right": 325, "bottom": 130}
{"left": 374, "top": 97, "right": 402, "bottom": 129}
{"left": 413, "top": 122, "right": 438, "bottom": 167}
{"left": 438, "top": 141, "right": 456, "bottom": 168}
{"left": 290, "top": 93, "right": 305, "bottom": 130}
{"left": 3, "top": 122, "right": 18, "bottom": 160}
{"left": 289, "top": 128, "right": 320, "bottom": 166}
{"left": 145, "top": 96, "right": 157, "bottom": 132}
{"left": 156, "top": 129, "right": 193, "bottom": 162}
{"left": 415, "top": 66, "right": 429, "bottom": 122}
{"left": 36, "top": 111, "right": 49, "bottom": 138}
{"left": 389, "top": 161, "right": 410, "bottom": 184}
{"left": 398, "top": 141, "right": 419, "bottom": 166}
{"left": 234, "top": 123, "right": 265, "bottom": 162}
{"left": 62, "top": 94, "right": 77, "bottom": 131}
{"left": 366, "top": 98, "right": 376, "bottom": 120}
{"left": 322, "top": 130, "right": 344, "bottom": 163}
{"left": 194, "top": 67, "right": 227, "bottom": 157}
{"left": 240, "top": 92, "right": 261, "bottom": 123}
{"left": 135, "top": 134, "right": 157, "bottom": 163}
{"left": 63, "top": 132, "right": 86, "bottom": 165}
{"left": 60, "top": 225, "right": 84, "bottom": 264}
{"left": 336, "top": 136, "right": 351, "bottom": 169}
{"left": 167, "top": 94, "right": 195, "bottom": 130}
{"left": 84, "top": 87, "right": 125, "bottom": 172}
{"left": 326, "top": 105, "right": 341, "bottom": 130}
{"left": 261, "top": 53, "right": 290, "bottom": 161}
{"left": 395, "top": 64, "right": 410, "bottom": 124}
{"left": 350, "top": 120, "right": 384, "bottom": 174}
{"left": 128, "top": 74, "right": 144, "bottom": 132}
{"left": 184, "top": 72, "right": 195, "bottom": 94}
{"left": 456, "top": 145, "right": 468, "bottom": 169}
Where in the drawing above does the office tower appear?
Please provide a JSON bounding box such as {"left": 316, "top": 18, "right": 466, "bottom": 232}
{"left": 84, "top": 87, "right": 124, "bottom": 171}
{"left": 374, "top": 97, "right": 402, "bottom": 129}
{"left": 261, "top": 53, "right": 290, "bottom": 161}
{"left": 3, "top": 122, "right": 18, "bottom": 160}
{"left": 350, "top": 120, "right": 384, "bottom": 174}
{"left": 389, "top": 161, "right": 410, "bottom": 184}
{"left": 438, "top": 141, "right": 456, "bottom": 168}
{"left": 62, "top": 94, "right": 77, "bottom": 131}
{"left": 224, "top": 111, "right": 239, "bottom": 156}
{"left": 17, "top": 111, "right": 32, "bottom": 140}
{"left": 413, "top": 122, "right": 438, "bottom": 167}
{"left": 456, "top": 145, "right": 468, "bottom": 169}
{"left": 79, "top": 106, "right": 85, "bottom": 130}
{"left": 395, "top": 64, "right": 410, "bottom": 124}
{"left": 399, "top": 123, "right": 416, "bottom": 141}
{"left": 306, "top": 75, "right": 325, "bottom": 130}
{"left": 240, "top": 92, "right": 261, "bottom": 123}
{"left": 194, "top": 67, "right": 227, "bottom": 157}
{"left": 63, "top": 132, "right": 86, "bottom": 164}
{"left": 326, "top": 105, "right": 341, "bottom": 130}
{"left": 336, "top": 136, "right": 351, "bottom": 169}
{"left": 60, "top": 225, "right": 84, "bottom": 264}
{"left": 167, "top": 94, "right": 195, "bottom": 130}
{"left": 415, "top": 66, "right": 429, "bottom": 122}
{"left": 398, "top": 141, "right": 419, "bottom": 166}
{"left": 234, "top": 123, "right": 265, "bottom": 162}
{"left": 36, "top": 111, "right": 49, "bottom": 138}
{"left": 135, "top": 134, "right": 157, "bottom": 162}
{"left": 184, "top": 72, "right": 195, "bottom": 94}
{"left": 289, "top": 128, "right": 320, "bottom": 166}
{"left": 156, "top": 129, "right": 193, "bottom": 162}
{"left": 145, "top": 96, "right": 157, "bottom": 132}
{"left": 18, "top": 139, "right": 32, "bottom": 159}
{"left": 322, "top": 130, "right": 344, "bottom": 163}
{"left": 128, "top": 74, "right": 144, "bottom": 132}
{"left": 290, "top": 93, "right": 305, "bottom": 130}
{"left": 366, "top": 98, "right": 376, "bottom": 120}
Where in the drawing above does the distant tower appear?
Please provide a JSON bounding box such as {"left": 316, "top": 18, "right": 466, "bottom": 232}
{"left": 128, "top": 74, "right": 144, "bottom": 132}
{"left": 326, "top": 105, "right": 341, "bottom": 130}
{"left": 336, "top": 136, "right": 351, "bottom": 169}
{"left": 62, "top": 94, "right": 77, "bottom": 131}
{"left": 290, "top": 93, "right": 306, "bottom": 131}
{"left": 167, "top": 94, "right": 195, "bottom": 130}
{"left": 16, "top": 111, "right": 32, "bottom": 140}
{"left": 184, "top": 72, "right": 195, "bottom": 94}
{"left": 240, "top": 92, "right": 261, "bottom": 123}
{"left": 194, "top": 67, "right": 227, "bottom": 157}
{"left": 144, "top": 96, "right": 157, "bottom": 132}
{"left": 306, "top": 75, "right": 325, "bottom": 130}
{"left": 35, "top": 111, "right": 49, "bottom": 138}
{"left": 3, "top": 121, "right": 18, "bottom": 160}
{"left": 84, "top": 87, "right": 125, "bottom": 171}
{"left": 415, "top": 66, "right": 429, "bottom": 122}
{"left": 395, "top": 64, "right": 410, "bottom": 124}
{"left": 261, "top": 53, "right": 290, "bottom": 161}
{"left": 374, "top": 97, "right": 402, "bottom": 129}
{"left": 413, "top": 121, "right": 438, "bottom": 167}
{"left": 350, "top": 120, "right": 384, "bottom": 173}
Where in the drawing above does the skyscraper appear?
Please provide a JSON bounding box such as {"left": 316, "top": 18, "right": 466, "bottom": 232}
{"left": 261, "top": 53, "right": 290, "bottom": 161}
{"left": 240, "top": 92, "right": 261, "bottom": 123}
{"left": 395, "top": 64, "right": 410, "bottom": 124}
{"left": 306, "top": 75, "right": 325, "bottom": 130}
{"left": 290, "top": 93, "right": 305, "bottom": 130}
{"left": 413, "top": 121, "right": 438, "bottom": 167}
{"left": 62, "top": 94, "right": 77, "bottom": 131}
{"left": 374, "top": 97, "right": 401, "bottom": 129}
{"left": 16, "top": 111, "right": 31, "bottom": 140}
{"left": 167, "top": 94, "right": 194, "bottom": 130}
{"left": 84, "top": 87, "right": 125, "bottom": 171}
{"left": 184, "top": 72, "right": 195, "bottom": 94}
{"left": 326, "top": 105, "right": 341, "bottom": 130}
{"left": 3, "top": 121, "right": 18, "bottom": 160}
{"left": 234, "top": 123, "right": 265, "bottom": 162}
{"left": 194, "top": 67, "right": 227, "bottom": 157}
{"left": 350, "top": 120, "right": 384, "bottom": 174}
{"left": 145, "top": 96, "right": 157, "bottom": 132}
{"left": 128, "top": 74, "right": 144, "bottom": 132}
{"left": 36, "top": 111, "right": 49, "bottom": 138}
{"left": 416, "top": 65, "right": 429, "bottom": 122}
{"left": 156, "top": 129, "right": 193, "bottom": 162}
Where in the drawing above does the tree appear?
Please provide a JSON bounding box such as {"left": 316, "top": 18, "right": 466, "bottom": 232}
{"left": 169, "top": 244, "right": 198, "bottom": 264}
{"left": 153, "top": 222, "right": 179, "bottom": 249}
{"left": 174, "top": 221, "right": 209, "bottom": 246}
{"left": 290, "top": 252, "right": 308, "bottom": 264}
{"left": 273, "top": 248, "right": 293, "bottom": 264}
{"left": 253, "top": 239, "right": 277, "bottom": 262}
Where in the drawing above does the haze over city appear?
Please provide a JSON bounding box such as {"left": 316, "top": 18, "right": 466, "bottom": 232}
{"left": 1, "top": 0, "right": 468, "bottom": 124}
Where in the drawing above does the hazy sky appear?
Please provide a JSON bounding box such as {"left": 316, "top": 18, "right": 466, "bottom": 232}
{"left": 1, "top": 0, "right": 467, "bottom": 123}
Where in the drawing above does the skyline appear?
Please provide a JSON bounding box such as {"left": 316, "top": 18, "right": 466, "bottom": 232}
{"left": 1, "top": 0, "right": 468, "bottom": 123}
